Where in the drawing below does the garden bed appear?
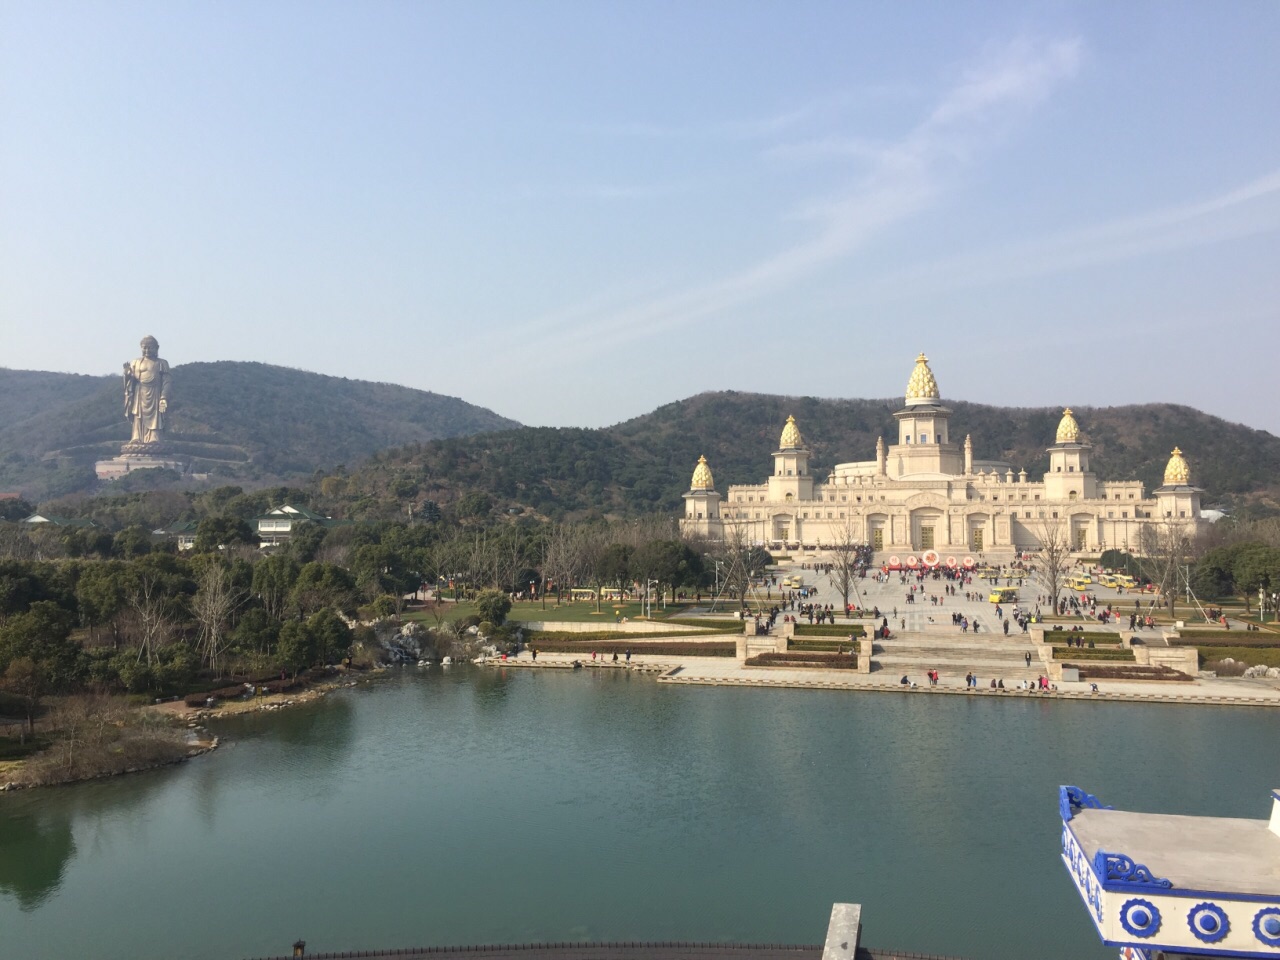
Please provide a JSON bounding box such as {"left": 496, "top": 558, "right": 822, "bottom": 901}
{"left": 1170, "top": 636, "right": 1280, "bottom": 648}
{"left": 745, "top": 652, "right": 859, "bottom": 669}
{"left": 793, "top": 624, "right": 866, "bottom": 637}
{"left": 1051, "top": 647, "right": 1135, "bottom": 661}
{"left": 1068, "top": 664, "right": 1193, "bottom": 682}
{"left": 527, "top": 640, "right": 735, "bottom": 657}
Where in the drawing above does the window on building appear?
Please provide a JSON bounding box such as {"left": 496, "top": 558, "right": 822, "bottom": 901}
{"left": 1038, "top": 510, "right": 1045, "bottom": 518}
{"left": 936, "top": 434, "right": 942, "bottom": 443}
{"left": 905, "top": 435, "right": 911, "bottom": 443}
{"left": 1056, "top": 467, "right": 1061, "bottom": 472}
{"left": 1107, "top": 511, "right": 1114, "bottom": 518}
{"left": 1025, "top": 512, "right": 1031, "bottom": 519}
{"left": 1068, "top": 491, "right": 1078, "bottom": 501}
{"left": 839, "top": 512, "right": 846, "bottom": 519}
{"left": 1034, "top": 495, "right": 1040, "bottom": 501}
{"left": 920, "top": 434, "right": 927, "bottom": 443}
{"left": 1128, "top": 493, "right": 1135, "bottom": 499}
{"left": 1052, "top": 512, "right": 1059, "bottom": 519}
{"left": 803, "top": 512, "right": 809, "bottom": 519}
{"left": 1068, "top": 466, "right": 1075, "bottom": 472}
{"left": 1180, "top": 511, "right": 1186, "bottom": 518}
{"left": 1121, "top": 511, "right": 1128, "bottom": 518}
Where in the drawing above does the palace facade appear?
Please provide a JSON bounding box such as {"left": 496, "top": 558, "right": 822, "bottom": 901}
{"left": 682, "top": 354, "right": 1205, "bottom": 558}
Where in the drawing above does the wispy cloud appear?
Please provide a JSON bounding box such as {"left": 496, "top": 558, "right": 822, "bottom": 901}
{"left": 860, "top": 167, "right": 1280, "bottom": 297}
{"left": 500, "top": 37, "right": 1083, "bottom": 359}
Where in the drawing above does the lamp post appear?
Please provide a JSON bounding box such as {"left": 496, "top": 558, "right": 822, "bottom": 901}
{"left": 529, "top": 580, "right": 536, "bottom": 605}
{"left": 646, "top": 578, "right": 658, "bottom": 619}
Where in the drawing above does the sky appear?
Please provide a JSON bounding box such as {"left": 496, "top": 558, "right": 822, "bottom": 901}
{"left": 3, "top": 1, "right": 1279, "bottom": 437}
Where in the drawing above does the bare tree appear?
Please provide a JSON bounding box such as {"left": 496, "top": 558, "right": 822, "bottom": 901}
{"left": 825, "top": 522, "right": 864, "bottom": 614}
{"left": 1034, "top": 519, "right": 1072, "bottom": 614}
{"left": 192, "top": 560, "right": 245, "bottom": 677}
{"left": 126, "top": 571, "right": 179, "bottom": 668}
{"left": 1138, "top": 519, "right": 1195, "bottom": 617}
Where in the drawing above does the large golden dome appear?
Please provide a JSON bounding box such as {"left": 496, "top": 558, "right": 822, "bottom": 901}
{"left": 1163, "top": 447, "right": 1191, "bottom": 485}
{"left": 690, "top": 455, "right": 714, "bottom": 490}
{"left": 779, "top": 415, "right": 804, "bottom": 449}
{"left": 904, "top": 353, "right": 940, "bottom": 406}
{"left": 1056, "top": 408, "right": 1081, "bottom": 443}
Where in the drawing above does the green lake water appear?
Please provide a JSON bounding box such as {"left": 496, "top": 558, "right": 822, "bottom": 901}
{"left": 1, "top": 668, "right": 1276, "bottom": 960}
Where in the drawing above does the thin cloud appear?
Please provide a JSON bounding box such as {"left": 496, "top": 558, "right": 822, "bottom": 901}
{"left": 498, "top": 36, "right": 1083, "bottom": 362}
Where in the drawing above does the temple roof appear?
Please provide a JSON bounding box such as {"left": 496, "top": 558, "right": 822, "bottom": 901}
{"left": 1056, "top": 408, "right": 1081, "bottom": 443}
{"left": 779, "top": 415, "right": 804, "bottom": 449}
{"left": 1164, "top": 447, "right": 1191, "bottom": 485}
{"left": 904, "top": 353, "right": 940, "bottom": 406}
{"left": 690, "top": 455, "right": 715, "bottom": 491}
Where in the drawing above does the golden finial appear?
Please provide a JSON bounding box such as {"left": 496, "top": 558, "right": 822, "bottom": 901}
{"left": 905, "top": 352, "right": 940, "bottom": 405}
{"left": 779, "top": 415, "right": 804, "bottom": 449}
{"left": 1056, "top": 408, "right": 1081, "bottom": 443}
{"left": 1163, "top": 447, "right": 1190, "bottom": 485}
{"left": 690, "top": 455, "right": 714, "bottom": 490}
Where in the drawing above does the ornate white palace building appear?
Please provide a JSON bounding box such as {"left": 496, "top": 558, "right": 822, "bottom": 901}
{"left": 682, "top": 354, "right": 1206, "bottom": 558}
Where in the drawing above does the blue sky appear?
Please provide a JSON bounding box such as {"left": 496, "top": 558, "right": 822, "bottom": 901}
{"left": 3, "top": 2, "right": 1279, "bottom": 438}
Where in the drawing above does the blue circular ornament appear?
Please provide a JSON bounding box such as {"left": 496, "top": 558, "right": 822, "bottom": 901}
{"left": 1188, "top": 902, "right": 1229, "bottom": 943}
{"left": 1120, "top": 898, "right": 1161, "bottom": 938}
{"left": 1254, "top": 907, "right": 1280, "bottom": 946}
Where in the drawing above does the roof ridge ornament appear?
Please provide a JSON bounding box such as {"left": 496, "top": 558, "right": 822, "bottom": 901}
{"left": 904, "top": 353, "right": 940, "bottom": 406}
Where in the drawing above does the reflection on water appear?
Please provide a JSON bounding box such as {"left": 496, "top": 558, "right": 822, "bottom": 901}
{"left": 0, "top": 807, "right": 74, "bottom": 910}
{"left": 0, "top": 670, "right": 1278, "bottom": 960}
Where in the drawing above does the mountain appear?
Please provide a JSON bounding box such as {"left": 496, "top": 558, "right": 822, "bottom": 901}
{"left": 329, "top": 391, "right": 1280, "bottom": 520}
{"left": 0, "top": 362, "right": 519, "bottom": 499}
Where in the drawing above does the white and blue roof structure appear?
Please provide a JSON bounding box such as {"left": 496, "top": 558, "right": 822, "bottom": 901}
{"left": 1060, "top": 784, "right": 1280, "bottom": 959}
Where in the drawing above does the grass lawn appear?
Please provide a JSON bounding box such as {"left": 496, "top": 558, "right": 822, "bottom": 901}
{"left": 405, "top": 600, "right": 710, "bottom": 625}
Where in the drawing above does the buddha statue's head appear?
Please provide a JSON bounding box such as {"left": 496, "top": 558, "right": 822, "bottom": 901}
{"left": 140, "top": 335, "right": 159, "bottom": 358}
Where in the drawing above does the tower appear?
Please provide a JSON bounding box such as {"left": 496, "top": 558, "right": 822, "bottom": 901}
{"left": 889, "top": 353, "right": 962, "bottom": 476}
{"left": 682, "top": 455, "right": 721, "bottom": 532}
{"left": 1155, "top": 447, "right": 1202, "bottom": 526}
{"left": 1044, "top": 408, "right": 1097, "bottom": 500}
{"left": 766, "top": 416, "right": 814, "bottom": 502}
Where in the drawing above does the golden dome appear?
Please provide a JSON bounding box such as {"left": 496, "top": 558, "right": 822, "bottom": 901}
{"left": 1056, "top": 408, "right": 1081, "bottom": 443}
{"left": 1163, "top": 447, "right": 1191, "bottom": 485}
{"left": 690, "top": 455, "right": 714, "bottom": 491}
{"left": 779, "top": 415, "right": 804, "bottom": 449}
{"left": 904, "top": 352, "right": 940, "bottom": 405}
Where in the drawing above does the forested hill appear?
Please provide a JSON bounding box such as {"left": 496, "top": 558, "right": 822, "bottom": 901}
{"left": 0, "top": 362, "right": 519, "bottom": 499}
{"left": 333, "top": 391, "right": 1280, "bottom": 520}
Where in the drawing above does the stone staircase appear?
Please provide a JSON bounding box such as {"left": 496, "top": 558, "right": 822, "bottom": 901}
{"left": 871, "top": 634, "right": 1045, "bottom": 683}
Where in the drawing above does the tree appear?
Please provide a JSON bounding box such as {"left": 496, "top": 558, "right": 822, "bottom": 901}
{"left": 307, "top": 608, "right": 353, "bottom": 665}
{"left": 825, "top": 522, "right": 865, "bottom": 614}
{"left": 193, "top": 516, "right": 256, "bottom": 552}
{"left": 1, "top": 657, "right": 45, "bottom": 742}
{"left": 276, "top": 620, "right": 317, "bottom": 675}
{"left": 191, "top": 559, "right": 246, "bottom": 676}
{"left": 252, "top": 553, "right": 300, "bottom": 622}
{"left": 290, "top": 562, "right": 357, "bottom": 619}
{"left": 0, "top": 601, "right": 79, "bottom": 690}
{"left": 74, "top": 561, "right": 130, "bottom": 646}
{"left": 1137, "top": 519, "right": 1196, "bottom": 616}
{"left": 112, "top": 525, "right": 153, "bottom": 559}
{"left": 1034, "top": 519, "right": 1072, "bottom": 613}
{"left": 475, "top": 590, "right": 512, "bottom": 627}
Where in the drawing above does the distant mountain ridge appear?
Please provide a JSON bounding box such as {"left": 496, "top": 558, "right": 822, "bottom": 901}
{"left": 330, "top": 390, "right": 1280, "bottom": 520}
{"left": 0, "top": 362, "right": 520, "bottom": 498}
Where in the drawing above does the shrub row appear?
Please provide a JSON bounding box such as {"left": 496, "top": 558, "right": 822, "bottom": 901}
{"left": 525, "top": 629, "right": 723, "bottom": 643}
{"left": 1052, "top": 647, "right": 1135, "bottom": 661}
{"left": 1171, "top": 636, "right": 1280, "bottom": 649}
{"left": 793, "top": 624, "right": 866, "bottom": 637}
{"left": 527, "top": 640, "right": 736, "bottom": 657}
{"left": 1070, "top": 665, "right": 1193, "bottom": 682}
{"left": 663, "top": 618, "right": 747, "bottom": 631}
{"left": 1195, "top": 647, "right": 1280, "bottom": 668}
{"left": 789, "top": 640, "right": 855, "bottom": 652}
{"left": 1176, "top": 629, "right": 1279, "bottom": 640}
{"left": 745, "top": 652, "right": 859, "bottom": 669}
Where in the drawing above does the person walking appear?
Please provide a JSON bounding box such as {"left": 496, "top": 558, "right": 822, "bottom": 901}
{"left": 1025, "top": 651, "right": 1032, "bottom": 668}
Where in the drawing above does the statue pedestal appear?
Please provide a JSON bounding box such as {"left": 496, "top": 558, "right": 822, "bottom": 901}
{"left": 96, "top": 453, "right": 187, "bottom": 481}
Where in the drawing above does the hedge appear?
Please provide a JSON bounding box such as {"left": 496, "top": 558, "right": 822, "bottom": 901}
{"left": 1176, "top": 628, "right": 1279, "bottom": 639}
{"left": 745, "top": 652, "right": 859, "bottom": 669}
{"left": 1170, "top": 636, "right": 1280, "bottom": 649}
{"left": 1070, "top": 665, "right": 1193, "bottom": 682}
{"left": 1044, "top": 631, "right": 1121, "bottom": 644}
{"left": 524, "top": 629, "right": 723, "bottom": 643}
{"left": 527, "top": 640, "right": 735, "bottom": 657}
{"left": 663, "top": 618, "right": 746, "bottom": 632}
{"left": 793, "top": 624, "right": 867, "bottom": 637}
{"left": 1195, "top": 648, "right": 1280, "bottom": 668}
{"left": 1052, "top": 647, "right": 1135, "bottom": 661}
{"left": 789, "top": 640, "right": 856, "bottom": 652}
